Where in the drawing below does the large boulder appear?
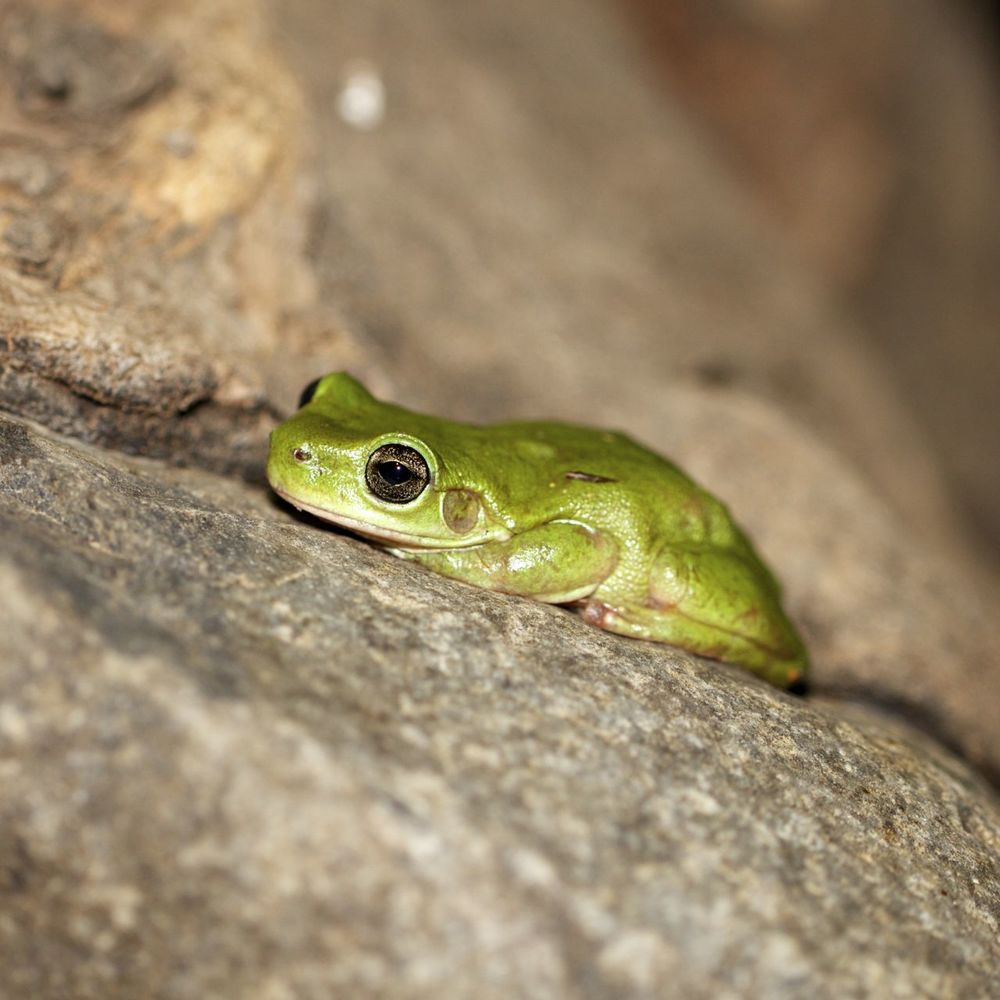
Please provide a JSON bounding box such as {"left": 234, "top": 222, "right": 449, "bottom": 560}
{"left": 1, "top": 413, "right": 998, "bottom": 998}
{"left": 1, "top": 0, "right": 997, "bottom": 996}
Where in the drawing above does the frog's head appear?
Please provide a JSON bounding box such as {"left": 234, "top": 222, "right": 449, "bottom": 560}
{"left": 267, "top": 372, "right": 507, "bottom": 549}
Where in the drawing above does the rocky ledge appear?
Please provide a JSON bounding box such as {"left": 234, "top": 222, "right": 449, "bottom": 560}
{"left": 2, "top": 414, "right": 998, "bottom": 999}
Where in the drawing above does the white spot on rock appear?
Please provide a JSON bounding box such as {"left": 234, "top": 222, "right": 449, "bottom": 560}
{"left": 337, "top": 62, "right": 386, "bottom": 131}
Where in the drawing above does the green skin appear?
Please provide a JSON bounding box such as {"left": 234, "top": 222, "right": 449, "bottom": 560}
{"left": 267, "top": 373, "right": 808, "bottom": 687}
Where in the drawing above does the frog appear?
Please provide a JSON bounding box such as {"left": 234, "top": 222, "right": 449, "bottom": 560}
{"left": 266, "top": 372, "right": 808, "bottom": 687}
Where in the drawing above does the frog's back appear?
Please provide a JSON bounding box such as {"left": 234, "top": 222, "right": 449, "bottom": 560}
{"left": 487, "top": 419, "right": 688, "bottom": 486}
{"left": 496, "top": 420, "right": 765, "bottom": 558}
{"left": 480, "top": 422, "right": 747, "bottom": 552}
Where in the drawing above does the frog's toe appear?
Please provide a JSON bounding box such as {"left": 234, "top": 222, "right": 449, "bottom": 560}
{"left": 579, "top": 598, "right": 609, "bottom": 628}
{"left": 578, "top": 599, "right": 649, "bottom": 639}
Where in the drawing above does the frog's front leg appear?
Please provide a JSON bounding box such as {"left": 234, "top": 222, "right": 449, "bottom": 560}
{"left": 399, "top": 521, "right": 618, "bottom": 603}
{"left": 582, "top": 544, "right": 808, "bottom": 687}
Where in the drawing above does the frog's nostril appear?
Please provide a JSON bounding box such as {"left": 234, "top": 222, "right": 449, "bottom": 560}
{"left": 293, "top": 447, "right": 311, "bottom": 463}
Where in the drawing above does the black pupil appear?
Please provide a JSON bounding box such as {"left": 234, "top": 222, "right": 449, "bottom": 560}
{"left": 365, "top": 444, "right": 429, "bottom": 503}
{"left": 378, "top": 461, "right": 412, "bottom": 485}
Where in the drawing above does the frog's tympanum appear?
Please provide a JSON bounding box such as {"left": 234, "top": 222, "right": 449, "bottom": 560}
{"left": 267, "top": 373, "right": 808, "bottom": 687}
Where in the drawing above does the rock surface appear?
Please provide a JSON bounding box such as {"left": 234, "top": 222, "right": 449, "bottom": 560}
{"left": 2, "top": 413, "right": 999, "bottom": 999}
{"left": 1, "top": 0, "right": 999, "bottom": 996}
{"left": 0, "top": 0, "right": 369, "bottom": 478}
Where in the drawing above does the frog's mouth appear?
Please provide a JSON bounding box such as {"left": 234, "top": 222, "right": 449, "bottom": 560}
{"left": 272, "top": 487, "right": 498, "bottom": 551}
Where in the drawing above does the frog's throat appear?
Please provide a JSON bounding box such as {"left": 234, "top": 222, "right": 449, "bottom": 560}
{"left": 274, "top": 489, "right": 508, "bottom": 550}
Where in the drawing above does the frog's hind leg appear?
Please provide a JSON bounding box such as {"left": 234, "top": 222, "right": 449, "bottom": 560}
{"left": 581, "top": 544, "right": 808, "bottom": 688}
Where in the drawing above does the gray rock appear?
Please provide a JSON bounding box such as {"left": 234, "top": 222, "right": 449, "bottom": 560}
{"left": 2, "top": 414, "right": 999, "bottom": 999}
{"left": 2, "top": 0, "right": 999, "bottom": 995}
{"left": 0, "top": 0, "right": 356, "bottom": 479}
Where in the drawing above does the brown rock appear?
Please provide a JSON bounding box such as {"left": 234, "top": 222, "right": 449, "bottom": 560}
{"left": 1, "top": 0, "right": 998, "bottom": 994}
{"left": 622, "top": 0, "right": 1000, "bottom": 570}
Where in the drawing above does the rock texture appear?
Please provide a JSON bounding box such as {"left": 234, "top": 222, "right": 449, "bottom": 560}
{"left": 0, "top": 0, "right": 370, "bottom": 478}
{"left": 1, "top": 0, "right": 998, "bottom": 996}
{"left": 2, "top": 413, "right": 999, "bottom": 999}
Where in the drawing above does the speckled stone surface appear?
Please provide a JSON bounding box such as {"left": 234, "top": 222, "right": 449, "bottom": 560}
{"left": 2, "top": 414, "right": 998, "bottom": 999}
{"left": 2, "top": 0, "right": 999, "bottom": 996}
{"left": 2, "top": 0, "right": 997, "bottom": 776}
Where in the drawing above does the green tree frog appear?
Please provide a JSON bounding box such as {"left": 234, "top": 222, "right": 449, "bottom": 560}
{"left": 267, "top": 373, "right": 808, "bottom": 687}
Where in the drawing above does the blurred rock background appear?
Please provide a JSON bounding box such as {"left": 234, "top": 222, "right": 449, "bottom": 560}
{"left": 623, "top": 0, "right": 1000, "bottom": 568}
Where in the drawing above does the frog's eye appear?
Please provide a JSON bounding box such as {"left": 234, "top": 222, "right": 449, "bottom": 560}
{"left": 365, "top": 444, "right": 430, "bottom": 503}
{"left": 297, "top": 377, "right": 323, "bottom": 409}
